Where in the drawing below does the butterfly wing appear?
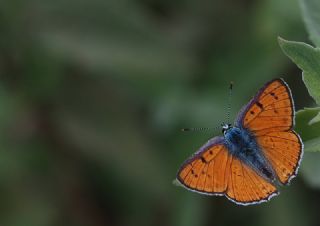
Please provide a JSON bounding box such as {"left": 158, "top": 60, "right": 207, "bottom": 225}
{"left": 236, "top": 78, "right": 303, "bottom": 184}
{"left": 226, "top": 157, "right": 278, "bottom": 205}
{"left": 177, "top": 137, "right": 231, "bottom": 194}
{"left": 256, "top": 130, "right": 303, "bottom": 184}
{"left": 177, "top": 136, "right": 279, "bottom": 205}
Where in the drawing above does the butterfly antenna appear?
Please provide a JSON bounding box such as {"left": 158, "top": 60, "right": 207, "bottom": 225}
{"left": 226, "top": 81, "right": 234, "bottom": 124}
{"left": 181, "top": 126, "right": 220, "bottom": 132}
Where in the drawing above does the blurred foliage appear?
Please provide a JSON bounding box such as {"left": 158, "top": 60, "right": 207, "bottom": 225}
{"left": 300, "top": 0, "right": 320, "bottom": 47}
{"left": 0, "top": 0, "right": 320, "bottom": 226}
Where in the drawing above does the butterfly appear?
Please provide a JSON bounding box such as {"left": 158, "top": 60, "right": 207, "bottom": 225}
{"left": 176, "top": 78, "right": 304, "bottom": 205}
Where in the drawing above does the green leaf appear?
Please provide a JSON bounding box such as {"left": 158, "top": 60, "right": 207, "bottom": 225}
{"left": 295, "top": 107, "right": 320, "bottom": 152}
{"left": 300, "top": 0, "right": 320, "bottom": 47}
{"left": 295, "top": 107, "right": 320, "bottom": 141}
{"left": 278, "top": 37, "right": 320, "bottom": 105}
{"left": 304, "top": 137, "right": 320, "bottom": 152}
{"left": 309, "top": 111, "right": 320, "bottom": 125}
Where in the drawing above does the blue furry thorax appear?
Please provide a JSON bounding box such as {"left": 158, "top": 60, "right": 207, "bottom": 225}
{"left": 224, "top": 127, "right": 254, "bottom": 155}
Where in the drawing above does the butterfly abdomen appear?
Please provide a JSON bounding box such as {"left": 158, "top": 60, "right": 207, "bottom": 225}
{"left": 224, "top": 127, "right": 276, "bottom": 182}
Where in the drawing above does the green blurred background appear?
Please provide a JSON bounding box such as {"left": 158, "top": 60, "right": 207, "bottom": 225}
{"left": 0, "top": 0, "right": 319, "bottom": 226}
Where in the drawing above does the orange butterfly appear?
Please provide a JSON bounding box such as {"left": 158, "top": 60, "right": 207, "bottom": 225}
{"left": 176, "top": 78, "right": 303, "bottom": 205}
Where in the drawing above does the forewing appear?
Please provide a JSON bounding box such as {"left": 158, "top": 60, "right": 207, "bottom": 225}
{"left": 177, "top": 137, "right": 232, "bottom": 194}
{"left": 236, "top": 78, "right": 293, "bottom": 136}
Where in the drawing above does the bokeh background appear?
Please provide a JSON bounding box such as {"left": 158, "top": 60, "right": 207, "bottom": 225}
{"left": 0, "top": 0, "right": 319, "bottom": 226}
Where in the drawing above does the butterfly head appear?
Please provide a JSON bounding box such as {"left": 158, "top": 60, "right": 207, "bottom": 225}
{"left": 222, "top": 123, "right": 232, "bottom": 135}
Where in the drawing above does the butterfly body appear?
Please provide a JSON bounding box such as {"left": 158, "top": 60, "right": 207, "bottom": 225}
{"left": 224, "top": 125, "right": 276, "bottom": 182}
{"left": 177, "top": 78, "right": 303, "bottom": 205}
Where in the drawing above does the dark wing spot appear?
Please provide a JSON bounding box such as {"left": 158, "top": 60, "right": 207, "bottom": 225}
{"left": 256, "top": 101, "right": 263, "bottom": 109}
{"left": 209, "top": 150, "right": 213, "bottom": 155}
{"left": 250, "top": 110, "right": 255, "bottom": 115}
{"left": 200, "top": 156, "right": 207, "bottom": 163}
{"left": 270, "top": 92, "right": 279, "bottom": 100}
